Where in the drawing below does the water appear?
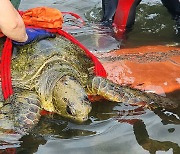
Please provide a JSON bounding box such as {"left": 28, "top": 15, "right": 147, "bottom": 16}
{"left": 20, "top": 0, "right": 180, "bottom": 51}
{"left": 0, "top": 0, "right": 180, "bottom": 153}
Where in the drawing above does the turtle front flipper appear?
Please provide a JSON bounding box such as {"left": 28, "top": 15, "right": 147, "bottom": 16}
{"left": 2, "top": 90, "right": 41, "bottom": 134}
{"left": 86, "top": 76, "right": 178, "bottom": 109}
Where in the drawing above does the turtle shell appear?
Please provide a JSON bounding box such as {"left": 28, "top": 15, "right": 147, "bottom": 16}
{"left": 10, "top": 35, "right": 95, "bottom": 90}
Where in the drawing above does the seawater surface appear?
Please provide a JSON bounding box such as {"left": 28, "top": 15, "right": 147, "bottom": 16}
{"left": 0, "top": 0, "right": 180, "bottom": 154}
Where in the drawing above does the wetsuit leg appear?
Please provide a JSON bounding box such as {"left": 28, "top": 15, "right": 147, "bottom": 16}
{"left": 113, "top": 0, "right": 142, "bottom": 30}
{"left": 161, "top": 0, "right": 180, "bottom": 32}
{"left": 102, "top": 0, "right": 119, "bottom": 25}
{"left": 102, "top": 0, "right": 142, "bottom": 29}
{"left": 111, "top": 0, "right": 142, "bottom": 39}
{"left": 161, "top": 0, "right": 180, "bottom": 17}
{"left": 101, "top": 0, "right": 142, "bottom": 39}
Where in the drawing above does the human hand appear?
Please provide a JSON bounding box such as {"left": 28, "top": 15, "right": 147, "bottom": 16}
{"left": 13, "top": 28, "right": 56, "bottom": 45}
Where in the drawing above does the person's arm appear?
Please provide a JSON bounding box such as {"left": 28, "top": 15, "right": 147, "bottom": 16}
{"left": 0, "top": 0, "right": 28, "bottom": 42}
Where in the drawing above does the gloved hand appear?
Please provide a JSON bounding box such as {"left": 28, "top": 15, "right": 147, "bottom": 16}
{"left": 13, "top": 28, "right": 56, "bottom": 45}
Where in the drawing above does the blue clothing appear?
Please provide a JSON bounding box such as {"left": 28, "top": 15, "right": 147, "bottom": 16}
{"left": 13, "top": 28, "right": 56, "bottom": 45}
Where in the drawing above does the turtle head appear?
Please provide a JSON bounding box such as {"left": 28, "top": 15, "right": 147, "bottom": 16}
{"left": 52, "top": 75, "right": 92, "bottom": 122}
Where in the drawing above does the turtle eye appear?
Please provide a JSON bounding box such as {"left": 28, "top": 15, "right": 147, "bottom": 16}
{"left": 63, "top": 98, "right": 74, "bottom": 115}
{"left": 66, "top": 105, "right": 76, "bottom": 116}
{"left": 66, "top": 105, "right": 73, "bottom": 115}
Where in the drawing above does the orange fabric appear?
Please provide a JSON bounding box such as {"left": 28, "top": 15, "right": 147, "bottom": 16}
{"left": 97, "top": 45, "right": 180, "bottom": 95}
{"left": 22, "top": 7, "right": 64, "bottom": 29}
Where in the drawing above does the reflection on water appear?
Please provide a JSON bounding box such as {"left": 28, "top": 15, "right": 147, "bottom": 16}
{"left": 1, "top": 99, "right": 180, "bottom": 154}
{"left": 0, "top": 0, "right": 180, "bottom": 154}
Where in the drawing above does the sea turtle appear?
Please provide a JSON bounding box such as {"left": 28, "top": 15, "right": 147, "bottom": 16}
{"left": 0, "top": 36, "right": 178, "bottom": 135}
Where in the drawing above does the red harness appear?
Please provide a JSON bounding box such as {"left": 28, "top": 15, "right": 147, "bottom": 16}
{"left": 1, "top": 38, "right": 13, "bottom": 99}
{"left": 1, "top": 14, "right": 107, "bottom": 100}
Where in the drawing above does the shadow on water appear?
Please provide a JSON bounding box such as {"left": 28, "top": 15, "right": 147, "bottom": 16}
{"left": 131, "top": 119, "right": 180, "bottom": 154}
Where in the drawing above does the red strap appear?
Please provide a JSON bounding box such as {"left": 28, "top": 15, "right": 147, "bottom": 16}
{"left": 62, "top": 11, "right": 85, "bottom": 27}
{"left": 61, "top": 12, "right": 85, "bottom": 30}
{"left": 1, "top": 38, "right": 13, "bottom": 99}
{"left": 113, "top": 0, "right": 135, "bottom": 38}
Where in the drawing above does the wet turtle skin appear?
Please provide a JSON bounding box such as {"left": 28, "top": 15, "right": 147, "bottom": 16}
{"left": 0, "top": 36, "right": 178, "bottom": 134}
